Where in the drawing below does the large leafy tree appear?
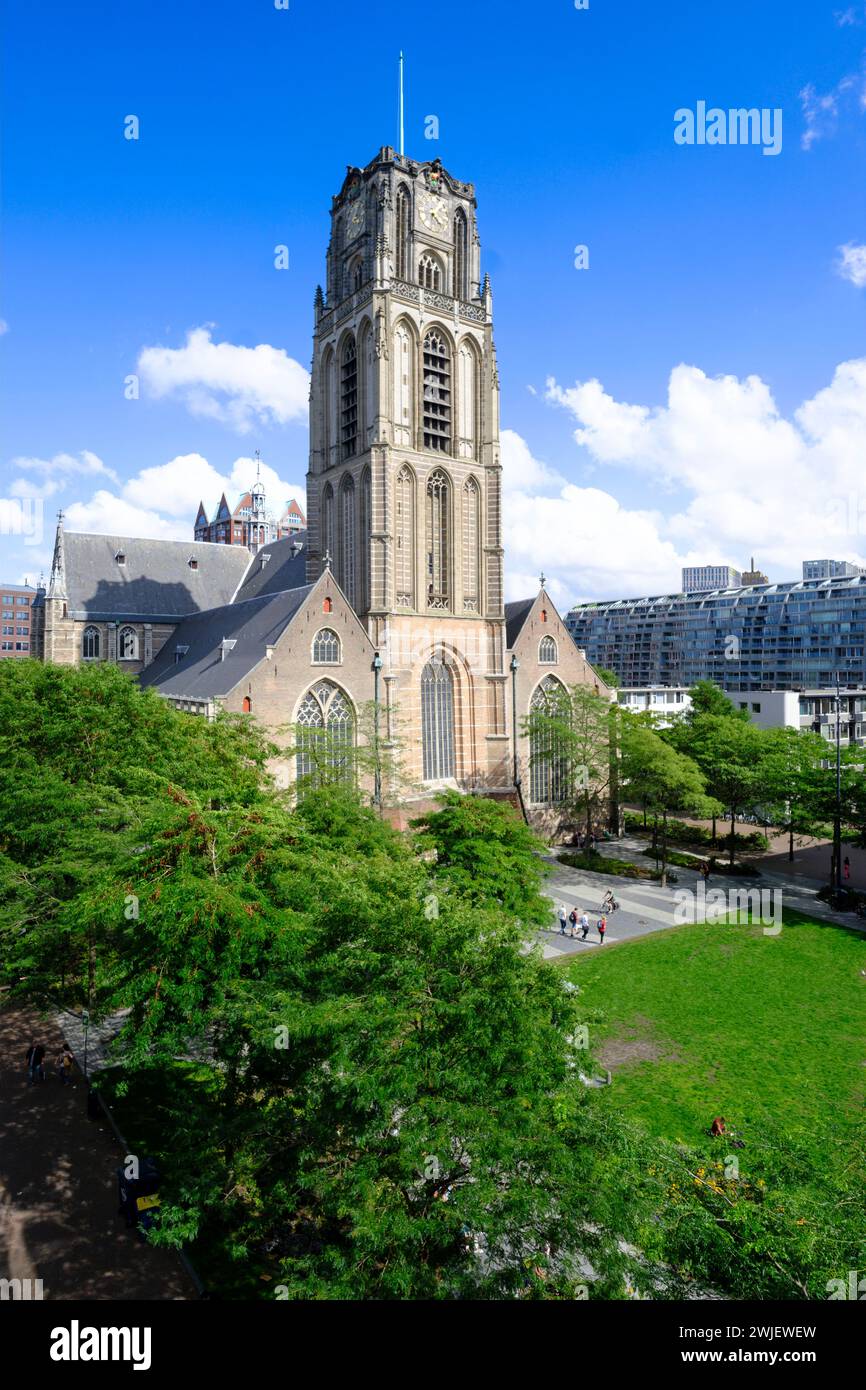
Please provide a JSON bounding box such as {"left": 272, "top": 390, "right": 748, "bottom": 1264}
{"left": 412, "top": 790, "right": 550, "bottom": 924}
{"left": 619, "top": 717, "right": 714, "bottom": 882}
{"left": 524, "top": 684, "right": 613, "bottom": 838}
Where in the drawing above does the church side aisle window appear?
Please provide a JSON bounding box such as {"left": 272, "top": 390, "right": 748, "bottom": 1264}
{"left": 529, "top": 675, "right": 569, "bottom": 805}
{"left": 539, "top": 635, "right": 558, "bottom": 664}
{"left": 421, "top": 659, "right": 455, "bottom": 781}
{"left": 119, "top": 626, "right": 138, "bottom": 660}
{"left": 82, "top": 625, "right": 100, "bottom": 660}
{"left": 423, "top": 331, "right": 451, "bottom": 452}
{"left": 295, "top": 681, "right": 355, "bottom": 790}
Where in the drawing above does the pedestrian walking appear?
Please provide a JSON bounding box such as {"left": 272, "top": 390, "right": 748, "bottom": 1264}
{"left": 580, "top": 912, "right": 590, "bottom": 940}
{"left": 26, "top": 1042, "right": 46, "bottom": 1085}
{"left": 597, "top": 914, "right": 607, "bottom": 943}
{"left": 568, "top": 907, "right": 579, "bottom": 939}
{"left": 56, "top": 1044, "right": 75, "bottom": 1085}
{"left": 700, "top": 860, "right": 710, "bottom": 885}
{"left": 558, "top": 903, "right": 568, "bottom": 935}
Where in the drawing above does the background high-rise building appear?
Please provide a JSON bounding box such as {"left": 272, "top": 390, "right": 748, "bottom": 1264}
{"left": 802, "top": 558, "right": 865, "bottom": 580}
{"left": 681, "top": 564, "right": 741, "bottom": 593}
{"left": 567, "top": 573, "right": 866, "bottom": 691}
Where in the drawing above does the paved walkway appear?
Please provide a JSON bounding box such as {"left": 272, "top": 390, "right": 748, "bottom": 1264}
{"left": 0, "top": 1004, "right": 192, "bottom": 1300}
{"left": 539, "top": 836, "right": 866, "bottom": 959}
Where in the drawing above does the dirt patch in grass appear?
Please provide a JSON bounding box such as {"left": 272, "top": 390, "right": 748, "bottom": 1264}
{"left": 597, "top": 1038, "right": 663, "bottom": 1070}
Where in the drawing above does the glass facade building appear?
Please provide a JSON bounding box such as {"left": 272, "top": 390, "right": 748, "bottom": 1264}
{"left": 566, "top": 576, "right": 866, "bottom": 692}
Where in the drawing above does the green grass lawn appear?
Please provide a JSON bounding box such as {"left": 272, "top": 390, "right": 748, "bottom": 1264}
{"left": 562, "top": 912, "right": 866, "bottom": 1150}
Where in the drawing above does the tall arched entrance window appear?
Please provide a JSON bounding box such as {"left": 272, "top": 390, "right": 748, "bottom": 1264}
{"left": 421, "top": 658, "right": 455, "bottom": 781}
{"left": 529, "top": 675, "right": 569, "bottom": 805}
{"left": 295, "top": 681, "right": 355, "bottom": 790}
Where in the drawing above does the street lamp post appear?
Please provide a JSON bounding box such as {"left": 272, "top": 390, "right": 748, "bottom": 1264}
{"left": 834, "top": 675, "right": 843, "bottom": 892}
{"left": 372, "top": 652, "right": 383, "bottom": 813}
{"left": 509, "top": 654, "right": 520, "bottom": 790}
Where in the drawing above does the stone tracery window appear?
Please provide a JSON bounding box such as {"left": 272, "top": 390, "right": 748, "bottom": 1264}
{"left": 322, "top": 484, "right": 335, "bottom": 570}
{"left": 423, "top": 330, "right": 451, "bottom": 452}
{"left": 462, "top": 477, "right": 480, "bottom": 612}
{"left": 82, "top": 625, "right": 100, "bottom": 660}
{"left": 418, "top": 254, "right": 442, "bottom": 291}
{"left": 295, "top": 680, "right": 355, "bottom": 789}
{"left": 529, "top": 675, "right": 569, "bottom": 805}
{"left": 426, "top": 469, "right": 450, "bottom": 610}
{"left": 395, "top": 465, "right": 415, "bottom": 608}
{"left": 453, "top": 209, "right": 468, "bottom": 300}
{"left": 313, "top": 628, "right": 341, "bottom": 663}
{"left": 395, "top": 185, "right": 410, "bottom": 280}
{"left": 359, "top": 468, "right": 371, "bottom": 611}
{"left": 340, "top": 336, "right": 358, "bottom": 460}
{"left": 118, "top": 625, "right": 138, "bottom": 660}
{"left": 339, "top": 475, "right": 356, "bottom": 608}
{"left": 421, "top": 658, "right": 455, "bottom": 781}
{"left": 539, "top": 635, "right": 558, "bottom": 664}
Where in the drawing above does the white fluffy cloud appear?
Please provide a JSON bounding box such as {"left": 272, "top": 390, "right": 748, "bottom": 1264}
{"left": 837, "top": 242, "right": 866, "bottom": 287}
{"left": 137, "top": 327, "right": 309, "bottom": 433}
{"left": 9, "top": 450, "right": 119, "bottom": 499}
{"left": 498, "top": 357, "right": 866, "bottom": 606}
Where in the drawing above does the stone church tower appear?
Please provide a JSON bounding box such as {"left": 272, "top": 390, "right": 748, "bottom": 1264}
{"left": 306, "top": 147, "right": 509, "bottom": 790}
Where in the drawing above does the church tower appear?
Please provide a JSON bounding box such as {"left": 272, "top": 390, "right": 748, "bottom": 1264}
{"left": 306, "top": 147, "right": 509, "bottom": 791}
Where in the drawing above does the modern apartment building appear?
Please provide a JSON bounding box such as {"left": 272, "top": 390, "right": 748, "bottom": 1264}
{"left": 681, "top": 564, "right": 741, "bottom": 592}
{"left": 802, "top": 559, "right": 865, "bottom": 581}
{"left": 566, "top": 574, "right": 866, "bottom": 692}
{"left": 616, "top": 683, "right": 866, "bottom": 747}
{"left": 0, "top": 583, "right": 37, "bottom": 658}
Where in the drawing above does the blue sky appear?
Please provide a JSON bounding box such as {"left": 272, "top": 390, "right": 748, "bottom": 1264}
{"left": 2, "top": 0, "right": 866, "bottom": 606}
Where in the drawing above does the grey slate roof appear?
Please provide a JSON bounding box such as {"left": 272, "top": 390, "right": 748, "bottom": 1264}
{"left": 233, "top": 532, "right": 308, "bottom": 603}
{"left": 139, "top": 584, "right": 314, "bottom": 700}
{"left": 62, "top": 532, "right": 251, "bottom": 621}
{"left": 505, "top": 598, "right": 535, "bottom": 649}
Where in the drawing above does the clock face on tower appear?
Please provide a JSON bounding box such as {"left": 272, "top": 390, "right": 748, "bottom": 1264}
{"left": 418, "top": 190, "right": 448, "bottom": 232}
{"left": 346, "top": 198, "right": 365, "bottom": 240}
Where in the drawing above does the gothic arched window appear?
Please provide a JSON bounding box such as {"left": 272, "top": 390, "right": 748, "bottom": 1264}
{"left": 339, "top": 475, "right": 356, "bottom": 608}
{"left": 423, "top": 330, "right": 451, "bottom": 452}
{"left": 118, "top": 626, "right": 138, "bottom": 660}
{"left": 421, "top": 658, "right": 455, "bottom": 782}
{"left": 359, "top": 468, "right": 371, "bottom": 611}
{"left": 453, "top": 210, "right": 468, "bottom": 300}
{"left": 457, "top": 342, "right": 476, "bottom": 459}
{"left": 340, "top": 336, "right": 358, "bottom": 460}
{"left": 462, "top": 477, "right": 480, "bottom": 613}
{"left": 529, "top": 675, "right": 569, "bottom": 805}
{"left": 395, "top": 465, "right": 415, "bottom": 608}
{"left": 539, "top": 635, "right": 558, "bottom": 664}
{"left": 313, "top": 628, "right": 341, "bottom": 663}
{"left": 426, "top": 469, "right": 450, "bottom": 610}
{"left": 418, "top": 254, "right": 442, "bottom": 291}
{"left": 350, "top": 255, "right": 363, "bottom": 293}
{"left": 323, "top": 349, "right": 337, "bottom": 465}
{"left": 393, "top": 323, "right": 413, "bottom": 446}
{"left": 295, "top": 680, "right": 355, "bottom": 789}
{"left": 242, "top": 696, "right": 252, "bottom": 713}
{"left": 395, "top": 186, "right": 410, "bottom": 280}
{"left": 82, "top": 625, "right": 100, "bottom": 660}
{"left": 322, "top": 483, "right": 335, "bottom": 571}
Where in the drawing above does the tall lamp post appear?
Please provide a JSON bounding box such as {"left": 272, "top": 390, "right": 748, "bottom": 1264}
{"left": 509, "top": 654, "right": 520, "bottom": 791}
{"left": 834, "top": 675, "right": 843, "bottom": 892}
{"left": 372, "top": 651, "right": 383, "bottom": 813}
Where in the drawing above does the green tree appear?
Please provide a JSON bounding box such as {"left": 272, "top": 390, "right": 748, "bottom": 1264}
{"left": 524, "top": 684, "right": 612, "bottom": 838}
{"left": 620, "top": 718, "right": 713, "bottom": 882}
{"left": 412, "top": 790, "right": 550, "bottom": 924}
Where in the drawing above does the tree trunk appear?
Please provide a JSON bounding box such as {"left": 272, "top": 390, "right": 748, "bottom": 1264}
{"left": 788, "top": 826, "right": 794, "bottom": 862}
{"left": 660, "top": 808, "right": 668, "bottom": 886}
{"left": 711, "top": 814, "right": 717, "bottom": 846}
{"left": 729, "top": 808, "right": 736, "bottom": 867}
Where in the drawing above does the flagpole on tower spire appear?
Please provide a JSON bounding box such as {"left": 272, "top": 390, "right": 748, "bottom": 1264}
{"left": 399, "top": 51, "right": 404, "bottom": 158}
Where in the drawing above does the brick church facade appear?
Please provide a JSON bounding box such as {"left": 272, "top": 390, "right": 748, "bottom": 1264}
{"left": 33, "top": 147, "right": 609, "bottom": 817}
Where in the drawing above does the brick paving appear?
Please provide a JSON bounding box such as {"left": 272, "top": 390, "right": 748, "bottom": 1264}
{"left": 0, "top": 1004, "right": 192, "bottom": 1301}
